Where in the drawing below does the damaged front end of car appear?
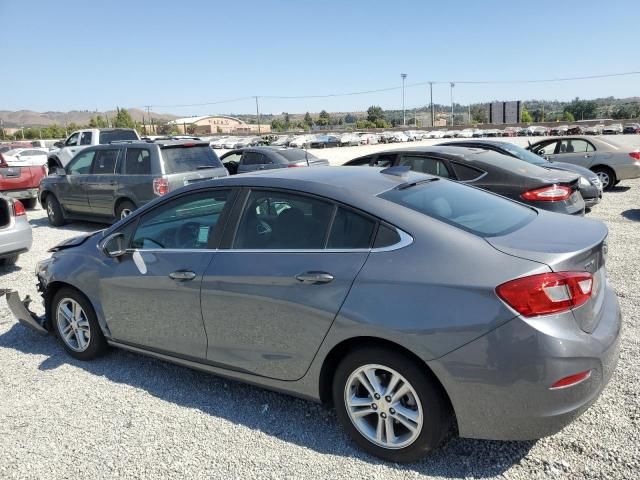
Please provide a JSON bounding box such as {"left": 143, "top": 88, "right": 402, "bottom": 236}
{"left": 0, "top": 289, "right": 48, "bottom": 335}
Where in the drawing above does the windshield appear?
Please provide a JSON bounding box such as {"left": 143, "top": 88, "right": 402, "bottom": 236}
{"left": 499, "top": 142, "right": 547, "bottom": 166}
{"left": 380, "top": 180, "right": 536, "bottom": 237}
{"left": 161, "top": 145, "right": 223, "bottom": 173}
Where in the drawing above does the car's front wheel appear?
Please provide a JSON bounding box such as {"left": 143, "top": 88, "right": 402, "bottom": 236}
{"left": 52, "top": 287, "right": 108, "bottom": 360}
{"left": 333, "top": 348, "right": 451, "bottom": 463}
{"left": 115, "top": 200, "right": 136, "bottom": 221}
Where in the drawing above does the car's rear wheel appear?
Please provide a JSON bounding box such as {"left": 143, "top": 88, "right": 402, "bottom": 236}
{"left": 333, "top": 348, "right": 451, "bottom": 463}
{"left": 45, "top": 195, "right": 66, "bottom": 226}
{"left": 52, "top": 287, "right": 107, "bottom": 360}
{"left": 592, "top": 166, "right": 616, "bottom": 191}
{"left": 115, "top": 200, "right": 136, "bottom": 221}
{"left": 21, "top": 198, "right": 37, "bottom": 209}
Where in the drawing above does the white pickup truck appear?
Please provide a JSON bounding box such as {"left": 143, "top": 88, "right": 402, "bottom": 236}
{"left": 47, "top": 128, "right": 140, "bottom": 172}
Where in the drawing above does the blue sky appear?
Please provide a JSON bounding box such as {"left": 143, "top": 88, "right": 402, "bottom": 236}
{"left": 1, "top": 0, "right": 639, "bottom": 115}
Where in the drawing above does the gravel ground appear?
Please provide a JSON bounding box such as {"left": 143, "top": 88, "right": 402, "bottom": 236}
{"left": 1, "top": 172, "right": 639, "bottom": 479}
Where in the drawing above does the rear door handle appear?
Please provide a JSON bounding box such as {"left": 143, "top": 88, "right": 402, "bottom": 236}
{"left": 169, "top": 270, "right": 196, "bottom": 281}
{"left": 295, "top": 271, "right": 334, "bottom": 284}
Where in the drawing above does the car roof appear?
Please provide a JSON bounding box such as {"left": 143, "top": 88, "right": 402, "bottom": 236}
{"left": 530, "top": 136, "right": 622, "bottom": 151}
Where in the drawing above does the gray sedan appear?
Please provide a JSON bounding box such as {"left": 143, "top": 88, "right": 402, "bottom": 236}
{"left": 527, "top": 136, "right": 640, "bottom": 190}
{"left": 4, "top": 167, "right": 620, "bottom": 463}
{"left": 0, "top": 195, "right": 32, "bottom": 266}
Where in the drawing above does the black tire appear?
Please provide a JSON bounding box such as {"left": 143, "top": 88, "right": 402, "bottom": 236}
{"left": 51, "top": 287, "right": 108, "bottom": 361}
{"left": 0, "top": 254, "right": 19, "bottom": 266}
{"left": 21, "top": 198, "right": 37, "bottom": 209}
{"left": 332, "top": 347, "right": 451, "bottom": 463}
{"left": 45, "top": 194, "right": 66, "bottom": 226}
{"left": 592, "top": 166, "right": 617, "bottom": 191}
{"left": 115, "top": 200, "right": 136, "bottom": 221}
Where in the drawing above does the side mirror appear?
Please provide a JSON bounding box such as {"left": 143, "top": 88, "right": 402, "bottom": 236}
{"left": 53, "top": 141, "right": 64, "bottom": 148}
{"left": 101, "top": 232, "right": 127, "bottom": 258}
{"left": 55, "top": 167, "right": 67, "bottom": 176}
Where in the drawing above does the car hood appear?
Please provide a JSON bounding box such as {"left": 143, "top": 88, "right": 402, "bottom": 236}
{"left": 48, "top": 230, "right": 104, "bottom": 252}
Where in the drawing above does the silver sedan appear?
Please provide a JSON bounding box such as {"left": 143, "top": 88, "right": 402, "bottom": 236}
{"left": 0, "top": 195, "right": 32, "bottom": 266}
{"left": 528, "top": 136, "right": 640, "bottom": 190}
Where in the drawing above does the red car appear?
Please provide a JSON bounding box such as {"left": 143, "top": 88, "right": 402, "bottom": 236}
{"left": 0, "top": 153, "right": 47, "bottom": 209}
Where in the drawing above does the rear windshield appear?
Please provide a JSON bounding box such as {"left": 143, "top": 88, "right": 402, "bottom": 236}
{"left": 99, "top": 129, "right": 139, "bottom": 144}
{"left": 277, "top": 149, "right": 318, "bottom": 163}
{"left": 161, "top": 145, "right": 223, "bottom": 174}
{"left": 380, "top": 180, "right": 536, "bottom": 237}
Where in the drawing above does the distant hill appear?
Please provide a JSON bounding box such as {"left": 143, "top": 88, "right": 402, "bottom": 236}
{"left": 0, "top": 109, "right": 178, "bottom": 127}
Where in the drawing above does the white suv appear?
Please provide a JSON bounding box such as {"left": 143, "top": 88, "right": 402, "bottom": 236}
{"left": 47, "top": 128, "right": 140, "bottom": 172}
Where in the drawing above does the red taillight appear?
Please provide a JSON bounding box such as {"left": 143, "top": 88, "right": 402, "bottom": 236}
{"left": 287, "top": 162, "right": 307, "bottom": 168}
{"left": 521, "top": 185, "right": 572, "bottom": 202}
{"left": 550, "top": 370, "right": 592, "bottom": 389}
{"left": 496, "top": 271, "right": 593, "bottom": 317}
{"left": 153, "top": 177, "right": 169, "bottom": 196}
{"left": 12, "top": 199, "right": 26, "bottom": 217}
{"left": 629, "top": 151, "right": 640, "bottom": 161}
{"left": 0, "top": 153, "right": 7, "bottom": 168}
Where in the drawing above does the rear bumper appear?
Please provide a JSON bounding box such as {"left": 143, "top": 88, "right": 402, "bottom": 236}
{"left": 428, "top": 283, "right": 621, "bottom": 441}
{"left": 613, "top": 163, "right": 640, "bottom": 181}
{"left": 0, "top": 218, "right": 32, "bottom": 256}
{"left": 1, "top": 188, "right": 38, "bottom": 200}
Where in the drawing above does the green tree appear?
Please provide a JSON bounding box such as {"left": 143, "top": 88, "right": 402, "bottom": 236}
{"left": 470, "top": 104, "right": 487, "bottom": 124}
{"left": 344, "top": 113, "right": 358, "bottom": 124}
{"left": 88, "top": 115, "right": 109, "bottom": 128}
{"left": 564, "top": 98, "right": 596, "bottom": 121}
{"left": 366, "top": 105, "right": 385, "bottom": 123}
{"left": 356, "top": 120, "right": 376, "bottom": 129}
{"left": 562, "top": 111, "right": 575, "bottom": 122}
{"left": 283, "top": 112, "right": 290, "bottom": 128}
{"left": 316, "top": 110, "right": 330, "bottom": 127}
{"left": 113, "top": 107, "right": 136, "bottom": 128}
{"left": 303, "top": 112, "right": 313, "bottom": 127}
{"left": 271, "top": 119, "right": 286, "bottom": 131}
{"left": 520, "top": 107, "right": 533, "bottom": 123}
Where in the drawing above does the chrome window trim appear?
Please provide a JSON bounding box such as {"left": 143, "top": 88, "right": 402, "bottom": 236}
{"left": 123, "top": 228, "right": 413, "bottom": 255}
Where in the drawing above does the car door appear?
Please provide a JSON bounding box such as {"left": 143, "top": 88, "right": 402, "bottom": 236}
{"left": 553, "top": 139, "right": 597, "bottom": 168}
{"left": 398, "top": 154, "right": 453, "bottom": 178}
{"left": 98, "top": 188, "right": 234, "bottom": 359}
{"left": 57, "top": 149, "right": 95, "bottom": 214}
{"left": 59, "top": 132, "right": 81, "bottom": 166}
{"left": 86, "top": 148, "right": 121, "bottom": 216}
{"left": 201, "top": 189, "right": 375, "bottom": 380}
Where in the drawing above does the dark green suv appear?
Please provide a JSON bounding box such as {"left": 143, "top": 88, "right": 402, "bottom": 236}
{"left": 40, "top": 140, "right": 228, "bottom": 226}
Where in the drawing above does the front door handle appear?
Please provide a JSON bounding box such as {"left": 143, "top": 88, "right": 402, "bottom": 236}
{"left": 169, "top": 270, "right": 196, "bottom": 281}
{"left": 295, "top": 271, "right": 334, "bottom": 284}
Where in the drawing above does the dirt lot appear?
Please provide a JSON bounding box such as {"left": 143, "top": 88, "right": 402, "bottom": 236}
{"left": 0, "top": 143, "right": 639, "bottom": 479}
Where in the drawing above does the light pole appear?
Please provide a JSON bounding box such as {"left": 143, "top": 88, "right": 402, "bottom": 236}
{"left": 450, "top": 82, "right": 455, "bottom": 126}
{"left": 429, "top": 82, "right": 434, "bottom": 127}
{"left": 401, "top": 73, "right": 407, "bottom": 127}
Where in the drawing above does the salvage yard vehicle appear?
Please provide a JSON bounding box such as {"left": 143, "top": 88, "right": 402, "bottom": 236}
{"left": 47, "top": 128, "right": 140, "bottom": 172}
{"left": 220, "top": 146, "right": 328, "bottom": 175}
{"left": 0, "top": 150, "right": 47, "bottom": 208}
{"left": 0, "top": 195, "right": 32, "bottom": 266}
{"left": 438, "top": 140, "right": 603, "bottom": 208}
{"left": 527, "top": 136, "right": 640, "bottom": 190}
{"left": 3, "top": 166, "right": 620, "bottom": 463}
{"left": 40, "top": 140, "right": 227, "bottom": 225}
{"left": 344, "top": 146, "right": 586, "bottom": 215}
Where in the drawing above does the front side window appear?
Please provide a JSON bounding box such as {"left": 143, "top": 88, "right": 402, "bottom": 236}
{"left": 559, "top": 139, "right": 594, "bottom": 154}
{"left": 124, "top": 148, "right": 151, "bottom": 175}
{"left": 67, "top": 150, "right": 96, "bottom": 175}
{"left": 131, "top": 190, "right": 230, "bottom": 250}
{"left": 346, "top": 155, "right": 373, "bottom": 166}
{"left": 92, "top": 149, "right": 119, "bottom": 174}
{"left": 80, "top": 132, "right": 93, "bottom": 145}
{"left": 373, "top": 153, "right": 397, "bottom": 167}
{"left": 65, "top": 132, "right": 80, "bottom": 146}
{"left": 399, "top": 155, "right": 450, "bottom": 177}
{"left": 234, "top": 190, "right": 333, "bottom": 249}
{"left": 533, "top": 140, "right": 558, "bottom": 155}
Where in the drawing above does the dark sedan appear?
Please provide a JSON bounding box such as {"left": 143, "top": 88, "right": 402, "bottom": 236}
{"left": 309, "top": 135, "right": 341, "bottom": 149}
{"left": 4, "top": 167, "right": 620, "bottom": 463}
{"left": 438, "top": 140, "right": 602, "bottom": 208}
{"left": 220, "top": 147, "right": 329, "bottom": 175}
{"left": 344, "top": 146, "right": 585, "bottom": 215}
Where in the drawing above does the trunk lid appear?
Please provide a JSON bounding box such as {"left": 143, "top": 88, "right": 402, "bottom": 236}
{"left": 486, "top": 211, "right": 608, "bottom": 333}
{"left": 0, "top": 165, "right": 33, "bottom": 189}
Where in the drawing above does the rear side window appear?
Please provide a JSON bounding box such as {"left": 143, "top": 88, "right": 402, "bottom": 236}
{"left": 346, "top": 156, "right": 373, "bottom": 166}
{"left": 373, "top": 224, "right": 401, "bottom": 248}
{"left": 80, "top": 132, "right": 92, "bottom": 145}
{"left": 92, "top": 149, "right": 119, "bottom": 174}
{"left": 242, "top": 152, "right": 265, "bottom": 165}
{"left": 399, "top": 155, "right": 450, "bottom": 177}
{"left": 380, "top": 180, "right": 536, "bottom": 237}
{"left": 278, "top": 149, "right": 318, "bottom": 163}
{"left": 161, "top": 146, "right": 223, "bottom": 174}
{"left": 451, "top": 162, "right": 485, "bottom": 181}
{"left": 124, "top": 148, "right": 151, "bottom": 175}
{"left": 99, "top": 129, "right": 139, "bottom": 144}
{"left": 327, "top": 207, "right": 376, "bottom": 249}
{"left": 373, "top": 153, "right": 397, "bottom": 167}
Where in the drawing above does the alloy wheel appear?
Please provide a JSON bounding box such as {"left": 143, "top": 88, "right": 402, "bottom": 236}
{"left": 596, "top": 171, "right": 610, "bottom": 189}
{"left": 344, "top": 364, "right": 423, "bottom": 449}
{"left": 56, "top": 298, "right": 91, "bottom": 352}
{"left": 120, "top": 208, "right": 132, "bottom": 219}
